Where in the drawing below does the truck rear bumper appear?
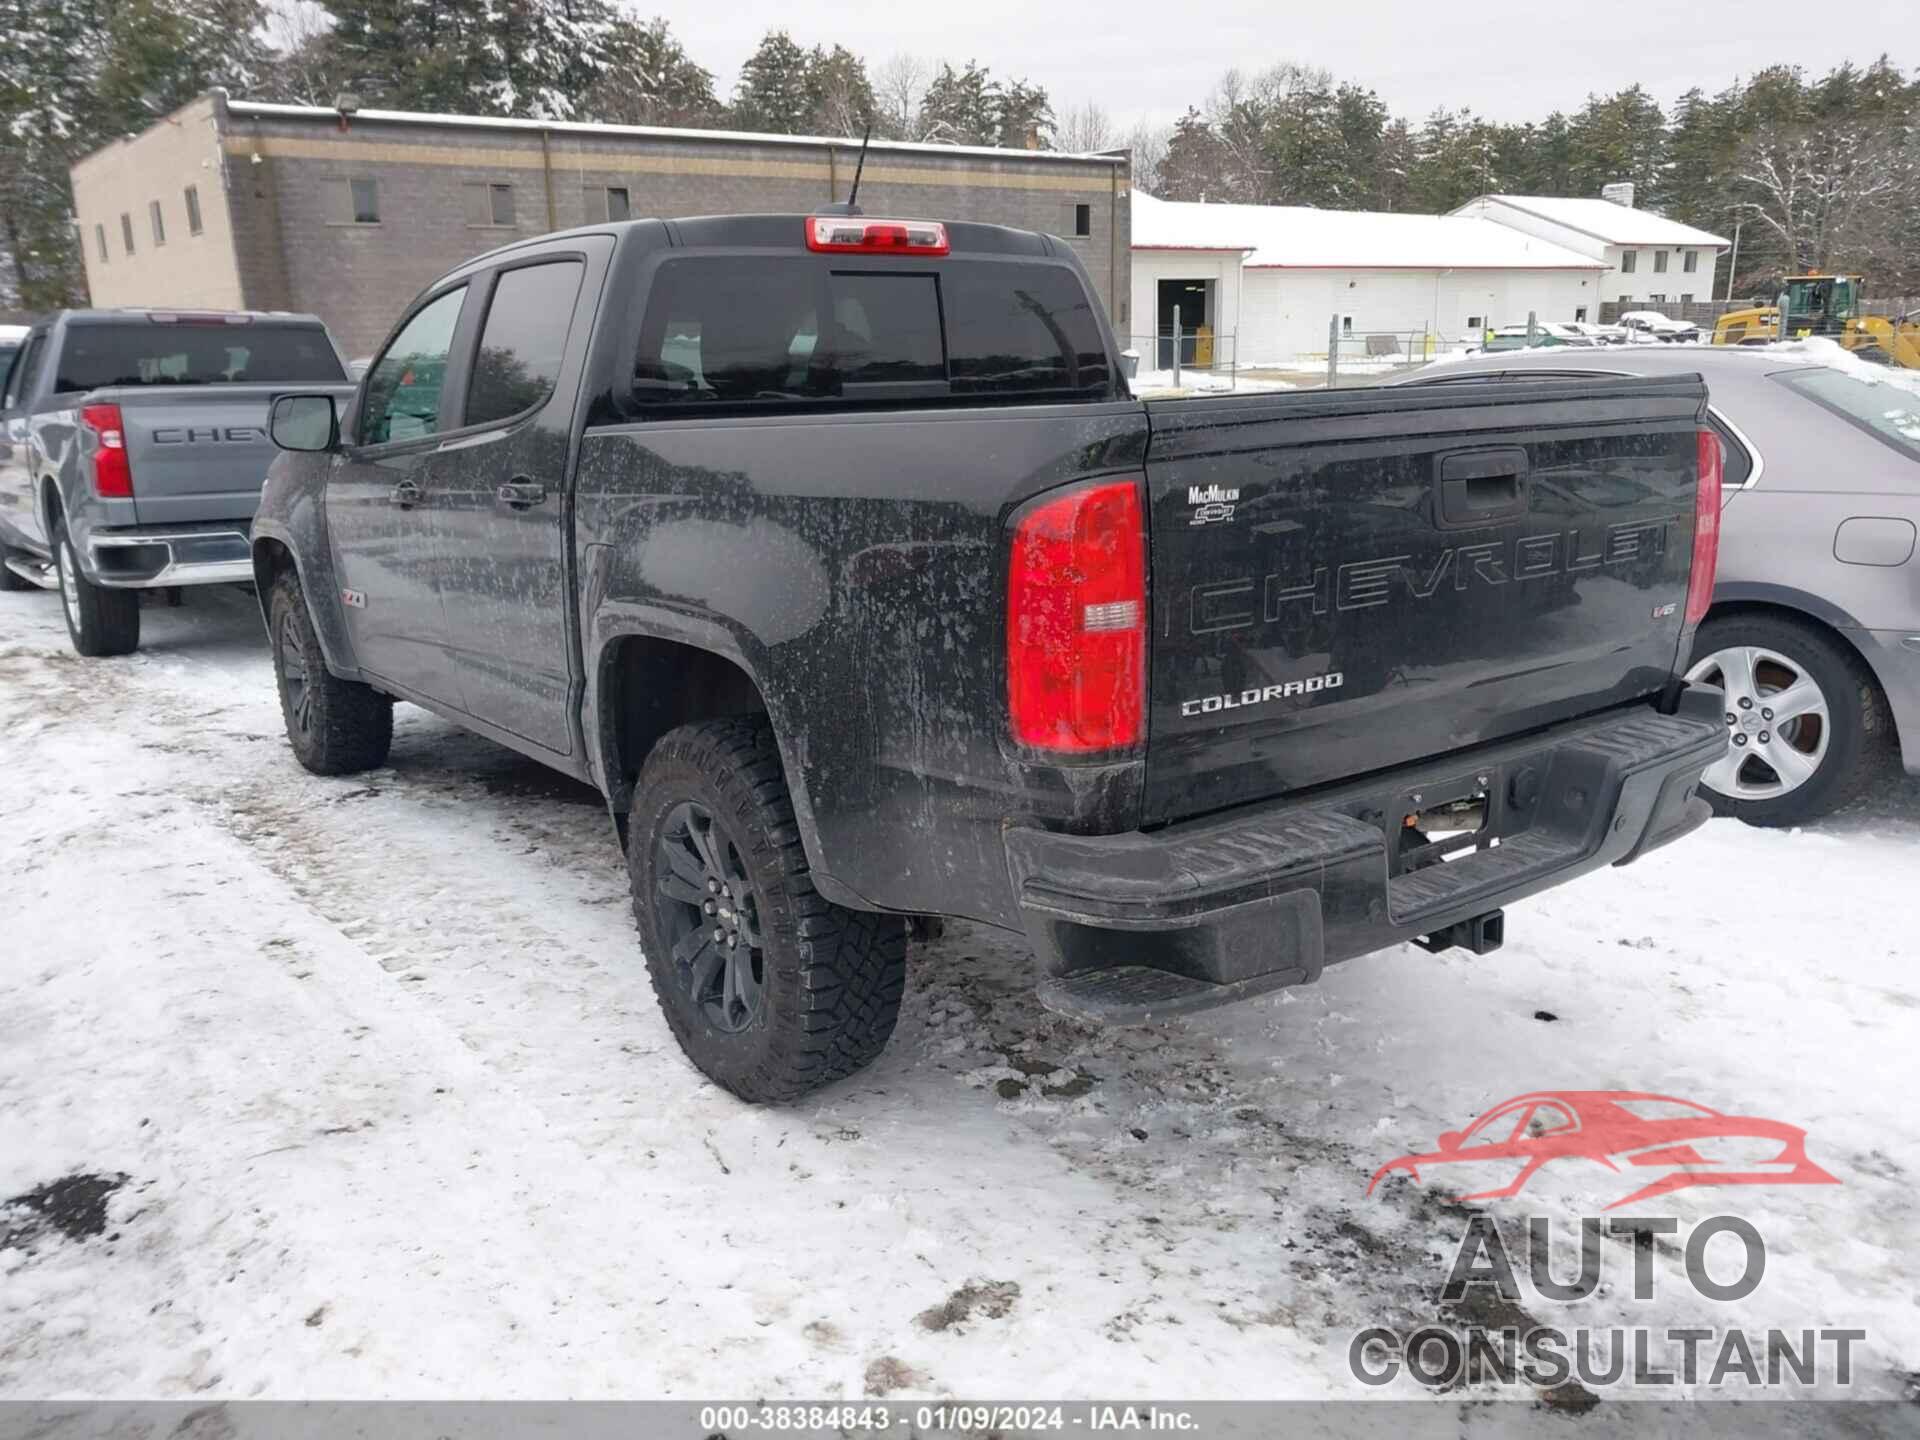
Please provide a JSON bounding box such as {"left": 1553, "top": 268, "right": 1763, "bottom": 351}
{"left": 1004, "top": 690, "right": 1726, "bottom": 1024}
{"left": 85, "top": 525, "right": 253, "bottom": 589}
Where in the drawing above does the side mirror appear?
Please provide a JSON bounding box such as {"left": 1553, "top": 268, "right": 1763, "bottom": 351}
{"left": 270, "top": 393, "right": 339, "bottom": 453}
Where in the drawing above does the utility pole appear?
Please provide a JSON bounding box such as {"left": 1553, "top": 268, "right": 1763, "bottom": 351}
{"left": 1724, "top": 219, "right": 1742, "bottom": 303}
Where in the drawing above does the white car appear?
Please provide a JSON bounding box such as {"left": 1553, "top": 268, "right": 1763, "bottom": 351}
{"left": 1618, "top": 310, "right": 1700, "bottom": 343}
{"left": 1565, "top": 320, "right": 1628, "bottom": 345}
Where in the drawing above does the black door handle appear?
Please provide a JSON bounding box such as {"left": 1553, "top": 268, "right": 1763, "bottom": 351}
{"left": 1435, "top": 447, "right": 1529, "bottom": 528}
{"left": 496, "top": 479, "right": 547, "bottom": 510}
{"left": 388, "top": 480, "right": 421, "bottom": 508}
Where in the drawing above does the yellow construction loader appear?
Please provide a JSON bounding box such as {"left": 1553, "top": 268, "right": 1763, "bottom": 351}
{"left": 1712, "top": 274, "right": 1920, "bottom": 366}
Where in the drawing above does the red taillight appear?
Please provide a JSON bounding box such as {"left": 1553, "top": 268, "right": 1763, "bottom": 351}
{"left": 81, "top": 403, "right": 133, "bottom": 498}
{"left": 805, "top": 216, "right": 950, "bottom": 256}
{"left": 1006, "top": 478, "right": 1146, "bottom": 753}
{"left": 1686, "top": 428, "right": 1722, "bottom": 625}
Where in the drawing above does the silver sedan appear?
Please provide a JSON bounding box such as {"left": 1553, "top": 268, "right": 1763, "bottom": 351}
{"left": 1402, "top": 344, "right": 1920, "bottom": 825}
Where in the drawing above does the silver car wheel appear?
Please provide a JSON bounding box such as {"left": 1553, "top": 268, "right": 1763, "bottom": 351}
{"left": 58, "top": 539, "right": 82, "bottom": 630}
{"left": 1685, "top": 645, "right": 1831, "bottom": 800}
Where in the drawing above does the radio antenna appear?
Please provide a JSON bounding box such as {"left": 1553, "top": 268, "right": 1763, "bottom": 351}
{"left": 843, "top": 120, "right": 874, "bottom": 213}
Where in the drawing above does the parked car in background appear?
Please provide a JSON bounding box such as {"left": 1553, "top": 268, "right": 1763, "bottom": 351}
{"left": 1474, "top": 323, "right": 1596, "bottom": 353}
{"left": 1619, "top": 310, "right": 1701, "bottom": 343}
{"left": 1403, "top": 344, "right": 1920, "bottom": 825}
{"left": 0, "top": 309, "right": 354, "bottom": 655}
{"left": 254, "top": 210, "right": 1722, "bottom": 1102}
{"left": 1566, "top": 320, "right": 1628, "bottom": 345}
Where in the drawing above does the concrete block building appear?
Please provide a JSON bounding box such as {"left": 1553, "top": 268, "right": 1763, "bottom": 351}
{"left": 72, "top": 92, "right": 1131, "bottom": 356}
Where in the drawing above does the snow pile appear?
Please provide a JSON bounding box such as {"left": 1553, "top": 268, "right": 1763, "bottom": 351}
{"left": 1130, "top": 368, "right": 1295, "bottom": 396}
{"left": 1770, "top": 335, "right": 1920, "bottom": 397}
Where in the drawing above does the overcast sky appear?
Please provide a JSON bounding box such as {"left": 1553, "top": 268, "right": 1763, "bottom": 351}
{"left": 668, "top": 0, "right": 1920, "bottom": 131}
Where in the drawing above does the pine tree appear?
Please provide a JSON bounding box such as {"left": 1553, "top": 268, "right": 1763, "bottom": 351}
{"left": 582, "top": 16, "right": 717, "bottom": 128}
{"left": 481, "top": 0, "right": 613, "bottom": 119}
{"left": 730, "top": 30, "right": 812, "bottom": 133}
{"left": 918, "top": 61, "right": 997, "bottom": 146}
{"left": 803, "top": 44, "right": 874, "bottom": 137}
{"left": 1155, "top": 107, "right": 1230, "bottom": 201}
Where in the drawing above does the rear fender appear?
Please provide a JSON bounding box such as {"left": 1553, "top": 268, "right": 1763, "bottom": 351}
{"left": 584, "top": 592, "right": 845, "bottom": 902}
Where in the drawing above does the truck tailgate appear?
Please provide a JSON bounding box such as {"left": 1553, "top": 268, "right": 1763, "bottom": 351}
{"left": 1142, "top": 374, "right": 1707, "bottom": 825}
{"left": 101, "top": 384, "right": 305, "bottom": 527}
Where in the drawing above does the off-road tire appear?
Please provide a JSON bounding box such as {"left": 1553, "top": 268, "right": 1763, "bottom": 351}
{"left": 1690, "top": 613, "right": 1896, "bottom": 826}
{"left": 269, "top": 568, "right": 393, "bottom": 775}
{"left": 51, "top": 517, "right": 139, "bottom": 657}
{"left": 630, "top": 718, "right": 907, "bottom": 1103}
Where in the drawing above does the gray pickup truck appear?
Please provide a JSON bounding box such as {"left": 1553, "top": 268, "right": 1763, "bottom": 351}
{"left": 0, "top": 309, "right": 352, "bottom": 655}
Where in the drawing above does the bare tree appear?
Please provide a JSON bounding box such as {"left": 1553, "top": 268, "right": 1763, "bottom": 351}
{"left": 873, "top": 53, "right": 929, "bottom": 140}
{"left": 1055, "top": 99, "right": 1116, "bottom": 154}
{"left": 1122, "top": 119, "right": 1170, "bottom": 194}
{"left": 1734, "top": 120, "right": 1912, "bottom": 275}
{"left": 260, "top": 0, "right": 339, "bottom": 107}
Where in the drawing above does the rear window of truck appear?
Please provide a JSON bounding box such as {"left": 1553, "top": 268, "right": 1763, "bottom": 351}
{"left": 53, "top": 324, "right": 346, "bottom": 391}
{"left": 632, "top": 256, "right": 1113, "bottom": 410}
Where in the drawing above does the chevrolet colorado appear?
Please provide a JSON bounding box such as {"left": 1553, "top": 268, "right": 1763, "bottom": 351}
{"left": 255, "top": 211, "right": 1726, "bottom": 1101}
{"left": 0, "top": 309, "right": 352, "bottom": 655}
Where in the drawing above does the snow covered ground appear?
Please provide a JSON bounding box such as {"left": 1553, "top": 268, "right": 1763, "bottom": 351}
{"left": 2, "top": 587, "right": 1918, "bottom": 1417}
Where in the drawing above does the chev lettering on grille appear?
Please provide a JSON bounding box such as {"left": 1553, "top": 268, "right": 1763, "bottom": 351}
{"left": 152, "top": 426, "right": 267, "bottom": 445}
{"left": 1189, "top": 518, "right": 1677, "bottom": 634}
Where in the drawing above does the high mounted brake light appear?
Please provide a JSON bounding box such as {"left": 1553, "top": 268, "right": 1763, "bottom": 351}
{"left": 1686, "top": 428, "right": 1722, "bottom": 626}
{"left": 805, "top": 217, "right": 949, "bottom": 256}
{"left": 147, "top": 311, "right": 252, "bottom": 326}
{"left": 81, "top": 403, "right": 133, "bottom": 498}
{"left": 1006, "top": 478, "right": 1146, "bottom": 753}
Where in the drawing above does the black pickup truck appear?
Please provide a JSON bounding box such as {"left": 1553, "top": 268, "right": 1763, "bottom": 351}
{"left": 256, "top": 211, "right": 1726, "bottom": 1101}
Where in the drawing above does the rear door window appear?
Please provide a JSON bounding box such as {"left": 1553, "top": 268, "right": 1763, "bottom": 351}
{"left": 633, "top": 255, "right": 1110, "bottom": 409}
{"left": 51, "top": 325, "right": 345, "bottom": 391}
{"left": 466, "top": 260, "right": 585, "bottom": 426}
{"left": 1772, "top": 367, "right": 1920, "bottom": 466}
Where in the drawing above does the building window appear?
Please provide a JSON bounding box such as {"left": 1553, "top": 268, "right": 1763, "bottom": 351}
{"left": 606, "top": 186, "right": 630, "bottom": 222}
{"left": 464, "top": 182, "right": 515, "bottom": 227}
{"left": 1575, "top": 306, "right": 1588, "bottom": 322}
{"left": 1653, "top": 250, "right": 1668, "bottom": 274}
{"left": 1683, "top": 250, "right": 1698, "bottom": 274}
{"left": 329, "top": 177, "right": 380, "bottom": 224}
{"left": 121, "top": 212, "right": 135, "bottom": 255}
{"left": 95, "top": 224, "right": 108, "bottom": 263}
{"left": 1648, "top": 293, "right": 1667, "bottom": 304}
{"left": 185, "top": 185, "right": 203, "bottom": 236}
{"left": 1680, "top": 293, "right": 1694, "bottom": 305}
{"left": 1620, "top": 250, "right": 1637, "bottom": 274}
{"left": 1466, "top": 315, "right": 1482, "bottom": 330}
{"left": 149, "top": 199, "right": 166, "bottom": 246}
{"left": 1073, "top": 203, "right": 1091, "bottom": 237}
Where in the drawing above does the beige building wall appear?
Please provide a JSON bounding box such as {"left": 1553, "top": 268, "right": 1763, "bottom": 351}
{"left": 71, "top": 95, "right": 246, "bottom": 311}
